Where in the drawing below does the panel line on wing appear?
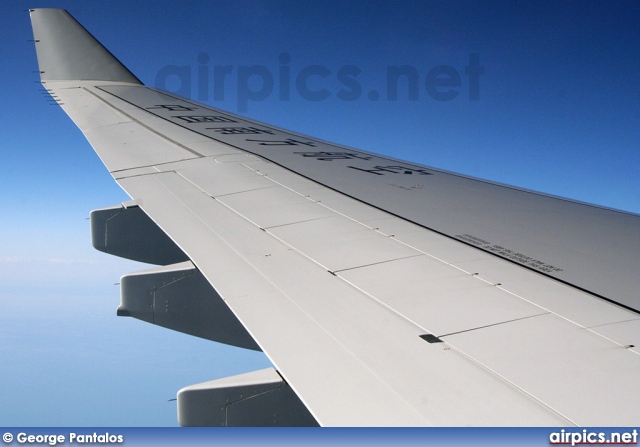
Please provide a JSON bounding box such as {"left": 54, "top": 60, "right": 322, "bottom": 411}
{"left": 437, "top": 312, "right": 550, "bottom": 338}
{"left": 212, "top": 185, "right": 281, "bottom": 199}
{"left": 83, "top": 86, "right": 206, "bottom": 158}
{"left": 214, "top": 196, "right": 335, "bottom": 233}
{"left": 330, "top": 254, "right": 426, "bottom": 274}
{"left": 261, "top": 216, "right": 336, "bottom": 231}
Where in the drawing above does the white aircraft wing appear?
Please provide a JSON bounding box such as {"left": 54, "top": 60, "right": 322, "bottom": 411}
{"left": 30, "top": 8, "right": 640, "bottom": 426}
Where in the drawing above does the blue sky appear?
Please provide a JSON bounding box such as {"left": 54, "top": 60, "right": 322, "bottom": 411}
{"left": 1, "top": 0, "right": 639, "bottom": 427}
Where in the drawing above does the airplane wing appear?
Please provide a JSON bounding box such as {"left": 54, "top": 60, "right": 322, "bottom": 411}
{"left": 30, "top": 8, "right": 640, "bottom": 426}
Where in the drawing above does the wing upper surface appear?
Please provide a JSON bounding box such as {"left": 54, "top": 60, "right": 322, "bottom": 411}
{"left": 30, "top": 8, "right": 640, "bottom": 426}
{"left": 99, "top": 84, "right": 640, "bottom": 313}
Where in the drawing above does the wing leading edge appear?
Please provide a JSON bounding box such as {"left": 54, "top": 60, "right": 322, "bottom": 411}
{"left": 30, "top": 8, "right": 640, "bottom": 426}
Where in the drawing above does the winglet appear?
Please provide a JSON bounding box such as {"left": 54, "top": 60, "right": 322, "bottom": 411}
{"left": 29, "top": 8, "right": 142, "bottom": 84}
